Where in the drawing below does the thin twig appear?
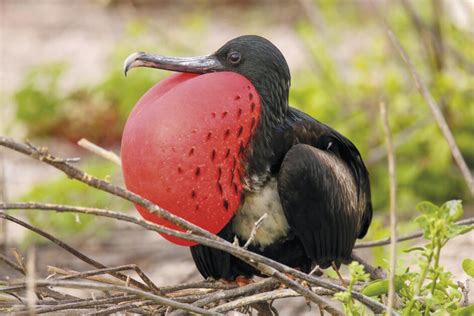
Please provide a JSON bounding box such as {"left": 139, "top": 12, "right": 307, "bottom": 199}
{"left": 399, "top": 0, "right": 474, "bottom": 74}
{"left": 0, "top": 138, "right": 389, "bottom": 314}
{"left": 89, "top": 300, "right": 155, "bottom": 316}
{"left": 77, "top": 138, "right": 122, "bottom": 166}
{"left": 380, "top": 102, "right": 397, "bottom": 314}
{"left": 243, "top": 213, "right": 268, "bottom": 249}
{"left": 0, "top": 137, "right": 218, "bottom": 241}
{"left": 3, "top": 280, "right": 220, "bottom": 316}
{"left": 458, "top": 280, "right": 470, "bottom": 307}
{"left": 0, "top": 212, "right": 150, "bottom": 292}
{"left": 49, "top": 264, "right": 161, "bottom": 294}
{"left": 352, "top": 253, "right": 386, "bottom": 280}
{"left": 298, "top": 0, "right": 326, "bottom": 33}
{"left": 367, "top": 118, "right": 430, "bottom": 165}
{"left": 5, "top": 201, "right": 471, "bottom": 252}
{"left": 211, "top": 287, "right": 333, "bottom": 313}
{"left": 25, "top": 248, "right": 36, "bottom": 313}
{"left": 0, "top": 252, "right": 78, "bottom": 301}
{"left": 0, "top": 201, "right": 389, "bottom": 314}
{"left": 257, "top": 263, "right": 344, "bottom": 315}
{"left": 23, "top": 294, "right": 139, "bottom": 315}
{"left": 193, "top": 278, "right": 279, "bottom": 307}
{"left": 48, "top": 266, "right": 126, "bottom": 286}
{"left": 0, "top": 202, "right": 388, "bottom": 313}
{"left": 159, "top": 280, "right": 237, "bottom": 294}
{"left": 0, "top": 152, "right": 7, "bottom": 251}
{"left": 0, "top": 252, "right": 24, "bottom": 274}
{"left": 384, "top": 26, "right": 474, "bottom": 195}
{"left": 355, "top": 217, "right": 474, "bottom": 248}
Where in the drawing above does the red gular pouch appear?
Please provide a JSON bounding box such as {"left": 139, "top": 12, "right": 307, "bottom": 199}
{"left": 121, "top": 72, "right": 261, "bottom": 245}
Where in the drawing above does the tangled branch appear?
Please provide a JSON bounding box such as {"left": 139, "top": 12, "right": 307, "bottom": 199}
{"left": 0, "top": 136, "right": 388, "bottom": 315}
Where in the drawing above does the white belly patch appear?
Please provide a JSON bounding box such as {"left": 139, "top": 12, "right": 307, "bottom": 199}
{"left": 232, "top": 178, "right": 290, "bottom": 249}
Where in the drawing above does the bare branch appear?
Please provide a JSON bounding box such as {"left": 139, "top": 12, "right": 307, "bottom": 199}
{"left": 89, "top": 300, "right": 155, "bottom": 315}
{"left": 0, "top": 138, "right": 389, "bottom": 314}
{"left": 355, "top": 217, "right": 474, "bottom": 248}
{"left": 380, "top": 102, "right": 397, "bottom": 314}
{"left": 0, "top": 136, "right": 218, "bottom": 241}
{"left": 352, "top": 253, "right": 386, "bottom": 280}
{"left": 211, "top": 287, "right": 333, "bottom": 313}
{"left": 0, "top": 152, "right": 7, "bottom": 251}
{"left": 9, "top": 280, "right": 220, "bottom": 316}
{"left": 0, "top": 212, "right": 150, "bottom": 292}
{"left": 77, "top": 138, "right": 122, "bottom": 166}
{"left": 0, "top": 201, "right": 388, "bottom": 313}
{"left": 160, "top": 280, "right": 236, "bottom": 295}
{"left": 49, "top": 264, "right": 160, "bottom": 295}
{"left": 32, "top": 295, "right": 140, "bottom": 315}
{"left": 384, "top": 27, "right": 474, "bottom": 195}
{"left": 25, "top": 248, "right": 36, "bottom": 313}
{"left": 243, "top": 212, "right": 268, "bottom": 249}
{"left": 193, "top": 278, "right": 279, "bottom": 308}
{"left": 256, "top": 263, "right": 344, "bottom": 315}
{"left": 0, "top": 252, "right": 24, "bottom": 274}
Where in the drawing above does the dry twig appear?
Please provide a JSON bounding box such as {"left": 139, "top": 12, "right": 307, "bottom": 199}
{"left": 380, "top": 102, "right": 397, "bottom": 314}
{"left": 12, "top": 280, "right": 219, "bottom": 316}
{"left": 0, "top": 137, "right": 389, "bottom": 314}
{"left": 384, "top": 23, "right": 474, "bottom": 195}
{"left": 77, "top": 138, "right": 122, "bottom": 166}
{"left": 0, "top": 199, "right": 388, "bottom": 314}
{"left": 354, "top": 217, "right": 474, "bottom": 248}
{"left": 0, "top": 212, "right": 150, "bottom": 292}
{"left": 243, "top": 212, "right": 268, "bottom": 249}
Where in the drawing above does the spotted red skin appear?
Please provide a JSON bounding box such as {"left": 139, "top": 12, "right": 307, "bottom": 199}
{"left": 121, "top": 72, "right": 261, "bottom": 246}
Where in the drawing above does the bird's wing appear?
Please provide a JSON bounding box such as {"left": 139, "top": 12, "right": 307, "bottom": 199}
{"left": 273, "top": 108, "right": 372, "bottom": 267}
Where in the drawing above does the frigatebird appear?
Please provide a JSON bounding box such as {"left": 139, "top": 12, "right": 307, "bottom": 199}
{"left": 123, "top": 35, "right": 373, "bottom": 281}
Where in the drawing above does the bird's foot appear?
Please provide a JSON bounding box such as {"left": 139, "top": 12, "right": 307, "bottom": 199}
{"left": 235, "top": 276, "right": 255, "bottom": 287}
{"left": 279, "top": 269, "right": 311, "bottom": 290}
{"left": 331, "top": 262, "right": 348, "bottom": 288}
{"left": 220, "top": 276, "right": 255, "bottom": 287}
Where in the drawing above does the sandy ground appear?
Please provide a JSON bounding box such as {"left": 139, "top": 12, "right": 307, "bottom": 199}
{"left": 1, "top": 0, "right": 473, "bottom": 314}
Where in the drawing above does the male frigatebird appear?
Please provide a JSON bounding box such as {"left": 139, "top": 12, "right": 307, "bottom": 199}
{"left": 123, "top": 35, "right": 372, "bottom": 281}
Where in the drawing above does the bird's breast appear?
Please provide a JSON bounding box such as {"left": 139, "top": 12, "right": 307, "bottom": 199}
{"left": 121, "top": 72, "right": 262, "bottom": 245}
{"left": 232, "top": 178, "right": 290, "bottom": 249}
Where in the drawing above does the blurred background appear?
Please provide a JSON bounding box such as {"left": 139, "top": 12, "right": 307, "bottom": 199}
{"left": 1, "top": 0, "right": 473, "bottom": 313}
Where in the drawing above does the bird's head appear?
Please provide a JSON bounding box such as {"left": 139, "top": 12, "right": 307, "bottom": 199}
{"left": 124, "top": 35, "right": 291, "bottom": 124}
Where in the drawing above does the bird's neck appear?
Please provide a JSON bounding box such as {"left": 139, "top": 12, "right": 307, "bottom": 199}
{"left": 242, "top": 86, "right": 289, "bottom": 191}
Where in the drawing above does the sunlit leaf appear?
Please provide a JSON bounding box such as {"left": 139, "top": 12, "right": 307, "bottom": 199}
{"left": 462, "top": 259, "right": 474, "bottom": 277}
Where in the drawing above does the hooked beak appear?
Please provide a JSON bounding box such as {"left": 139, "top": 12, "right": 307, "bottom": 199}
{"left": 123, "top": 52, "right": 224, "bottom": 76}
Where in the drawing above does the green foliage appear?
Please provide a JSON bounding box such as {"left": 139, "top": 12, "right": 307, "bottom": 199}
{"left": 19, "top": 160, "right": 130, "bottom": 245}
{"left": 14, "top": 63, "right": 67, "bottom": 137}
{"left": 12, "top": 3, "right": 473, "bottom": 210}
{"left": 291, "top": 1, "right": 474, "bottom": 211}
{"left": 334, "top": 261, "right": 369, "bottom": 316}
{"left": 12, "top": 23, "right": 165, "bottom": 145}
{"left": 461, "top": 259, "right": 474, "bottom": 277}
{"left": 400, "top": 201, "right": 472, "bottom": 315}
{"left": 351, "top": 200, "right": 473, "bottom": 315}
{"left": 361, "top": 277, "right": 404, "bottom": 297}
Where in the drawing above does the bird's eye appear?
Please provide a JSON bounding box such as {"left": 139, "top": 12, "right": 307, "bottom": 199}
{"left": 228, "top": 52, "right": 241, "bottom": 65}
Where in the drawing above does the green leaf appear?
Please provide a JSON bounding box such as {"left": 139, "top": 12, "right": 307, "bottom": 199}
{"left": 462, "top": 258, "right": 474, "bottom": 277}
{"left": 361, "top": 277, "right": 405, "bottom": 297}
{"left": 417, "top": 201, "right": 439, "bottom": 214}
{"left": 403, "top": 246, "right": 425, "bottom": 253}
{"left": 453, "top": 304, "right": 474, "bottom": 316}
{"left": 441, "top": 200, "right": 463, "bottom": 221}
{"left": 447, "top": 224, "right": 474, "bottom": 239}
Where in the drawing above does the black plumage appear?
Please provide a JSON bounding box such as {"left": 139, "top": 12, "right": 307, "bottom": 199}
{"left": 124, "top": 35, "right": 373, "bottom": 281}
{"left": 191, "top": 107, "right": 372, "bottom": 279}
